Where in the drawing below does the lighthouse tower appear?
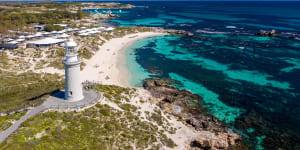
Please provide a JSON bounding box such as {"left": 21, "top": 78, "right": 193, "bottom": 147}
{"left": 63, "top": 38, "right": 84, "bottom": 101}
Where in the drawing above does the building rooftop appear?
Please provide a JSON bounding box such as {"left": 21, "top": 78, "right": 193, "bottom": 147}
{"left": 28, "top": 37, "right": 65, "bottom": 45}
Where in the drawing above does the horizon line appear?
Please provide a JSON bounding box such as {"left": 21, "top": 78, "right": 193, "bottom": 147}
{"left": 0, "top": 0, "right": 300, "bottom": 2}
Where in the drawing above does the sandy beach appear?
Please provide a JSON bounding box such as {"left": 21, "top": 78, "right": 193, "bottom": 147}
{"left": 80, "top": 32, "right": 201, "bottom": 148}
{"left": 80, "top": 31, "right": 240, "bottom": 149}
{"left": 80, "top": 32, "right": 165, "bottom": 87}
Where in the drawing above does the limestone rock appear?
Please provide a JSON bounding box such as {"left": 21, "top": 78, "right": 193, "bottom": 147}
{"left": 143, "top": 79, "right": 247, "bottom": 150}
{"left": 187, "top": 132, "right": 244, "bottom": 150}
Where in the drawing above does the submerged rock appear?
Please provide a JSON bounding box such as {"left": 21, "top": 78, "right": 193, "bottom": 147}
{"left": 288, "top": 36, "right": 296, "bottom": 39}
{"left": 146, "top": 66, "right": 163, "bottom": 74}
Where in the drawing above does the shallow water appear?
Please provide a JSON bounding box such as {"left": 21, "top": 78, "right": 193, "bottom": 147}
{"left": 125, "top": 39, "right": 153, "bottom": 86}
{"left": 86, "top": 1, "right": 300, "bottom": 149}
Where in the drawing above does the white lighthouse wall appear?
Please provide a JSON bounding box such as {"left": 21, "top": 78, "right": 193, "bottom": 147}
{"left": 65, "top": 63, "right": 84, "bottom": 101}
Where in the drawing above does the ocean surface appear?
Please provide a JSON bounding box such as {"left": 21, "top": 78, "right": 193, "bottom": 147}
{"left": 85, "top": 2, "right": 300, "bottom": 150}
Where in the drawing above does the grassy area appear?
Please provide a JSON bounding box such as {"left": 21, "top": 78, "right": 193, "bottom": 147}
{"left": 44, "top": 47, "right": 65, "bottom": 70}
{"left": 0, "top": 52, "right": 9, "bottom": 69}
{"left": 114, "top": 27, "right": 152, "bottom": 37}
{"left": 10, "top": 48, "right": 43, "bottom": 58}
{"left": 0, "top": 2, "right": 88, "bottom": 36}
{"left": 0, "top": 85, "right": 177, "bottom": 150}
{"left": 95, "top": 84, "right": 135, "bottom": 105}
{"left": 0, "top": 111, "right": 27, "bottom": 133}
{"left": 47, "top": 47, "right": 65, "bottom": 59}
{"left": 47, "top": 60, "right": 64, "bottom": 70}
{"left": 0, "top": 51, "right": 34, "bottom": 71}
{"left": 78, "top": 47, "right": 94, "bottom": 59}
{"left": 100, "top": 27, "right": 153, "bottom": 40}
{"left": 77, "top": 34, "right": 103, "bottom": 60}
{"left": 0, "top": 71, "right": 64, "bottom": 113}
{"left": 34, "top": 60, "right": 48, "bottom": 70}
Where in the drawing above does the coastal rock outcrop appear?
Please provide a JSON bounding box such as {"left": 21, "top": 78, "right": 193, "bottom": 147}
{"left": 255, "top": 29, "right": 280, "bottom": 37}
{"left": 164, "top": 29, "right": 186, "bottom": 35}
{"left": 187, "top": 132, "right": 243, "bottom": 150}
{"left": 143, "top": 79, "right": 247, "bottom": 150}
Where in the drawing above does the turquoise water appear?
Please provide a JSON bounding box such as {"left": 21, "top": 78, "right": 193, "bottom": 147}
{"left": 280, "top": 58, "right": 300, "bottom": 72}
{"left": 158, "top": 14, "right": 200, "bottom": 24}
{"left": 131, "top": 35, "right": 291, "bottom": 90}
{"left": 169, "top": 73, "right": 244, "bottom": 124}
{"left": 247, "top": 128, "right": 255, "bottom": 133}
{"left": 125, "top": 39, "right": 154, "bottom": 86}
{"left": 122, "top": 33, "right": 300, "bottom": 149}
{"left": 100, "top": 1, "right": 300, "bottom": 149}
{"left": 256, "top": 136, "right": 267, "bottom": 150}
{"left": 111, "top": 18, "right": 166, "bottom": 27}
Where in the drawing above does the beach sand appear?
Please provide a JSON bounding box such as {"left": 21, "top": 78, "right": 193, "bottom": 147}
{"left": 80, "top": 32, "right": 236, "bottom": 149}
{"left": 80, "top": 32, "right": 164, "bottom": 87}
{"left": 80, "top": 32, "right": 199, "bottom": 148}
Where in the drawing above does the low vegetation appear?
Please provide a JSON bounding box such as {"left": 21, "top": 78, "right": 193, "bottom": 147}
{"left": 95, "top": 84, "right": 135, "bottom": 105}
{"left": 10, "top": 48, "right": 43, "bottom": 58}
{"left": 0, "top": 71, "right": 64, "bottom": 113}
{"left": 0, "top": 85, "right": 176, "bottom": 150}
{"left": 0, "top": 111, "right": 26, "bottom": 133}
{"left": 100, "top": 27, "right": 153, "bottom": 40}
{"left": 0, "top": 52, "right": 9, "bottom": 69}
{"left": 43, "top": 24, "right": 63, "bottom": 32}
{"left": 77, "top": 34, "right": 102, "bottom": 59}
{"left": 0, "top": 2, "right": 88, "bottom": 36}
{"left": 47, "top": 60, "right": 65, "bottom": 70}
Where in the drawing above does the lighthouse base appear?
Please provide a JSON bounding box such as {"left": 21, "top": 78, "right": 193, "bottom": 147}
{"left": 45, "top": 89, "right": 101, "bottom": 110}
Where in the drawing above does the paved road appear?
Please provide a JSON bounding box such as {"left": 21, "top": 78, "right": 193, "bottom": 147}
{"left": 0, "top": 89, "right": 100, "bottom": 144}
{"left": 0, "top": 105, "right": 47, "bottom": 144}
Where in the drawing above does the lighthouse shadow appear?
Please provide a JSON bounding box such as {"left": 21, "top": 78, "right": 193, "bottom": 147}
{"left": 51, "top": 90, "right": 65, "bottom": 99}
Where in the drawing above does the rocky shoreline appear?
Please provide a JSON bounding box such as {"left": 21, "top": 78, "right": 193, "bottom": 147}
{"left": 81, "top": 2, "right": 135, "bottom": 10}
{"left": 143, "top": 79, "right": 248, "bottom": 150}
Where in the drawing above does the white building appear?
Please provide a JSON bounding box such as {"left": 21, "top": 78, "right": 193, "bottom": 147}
{"left": 63, "top": 38, "right": 84, "bottom": 101}
{"left": 26, "top": 37, "right": 65, "bottom": 48}
{"left": 104, "top": 27, "right": 115, "bottom": 32}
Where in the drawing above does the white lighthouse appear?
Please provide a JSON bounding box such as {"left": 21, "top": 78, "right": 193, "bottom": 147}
{"left": 63, "top": 38, "right": 84, "bottom": 101}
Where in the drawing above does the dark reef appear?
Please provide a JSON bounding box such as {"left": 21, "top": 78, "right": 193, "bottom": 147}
{"left": 143, "top": 78, "right": 249, "bottom": 150}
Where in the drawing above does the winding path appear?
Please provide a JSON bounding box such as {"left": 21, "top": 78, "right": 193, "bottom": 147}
{"left": 0, "top": 89, "right": 101, "bottom": 144}
{"left": 0, "top": 106, "right": 47, "bottom": 143}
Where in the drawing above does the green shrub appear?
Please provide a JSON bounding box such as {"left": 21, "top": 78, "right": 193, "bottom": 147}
{"left": 120, "top": 104, "right": 137, "bottom": 112}
{"left": 99, "top": 109, "right": 110, "bottom": 116}
{"left": 151, "top": 112, "right": 163, "bottom": 125}
{"left": 44, "top": 24, "right": 63, "bottom": 32}
{"left": 0, "top": 71, "right": 63, "bottom": 113}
